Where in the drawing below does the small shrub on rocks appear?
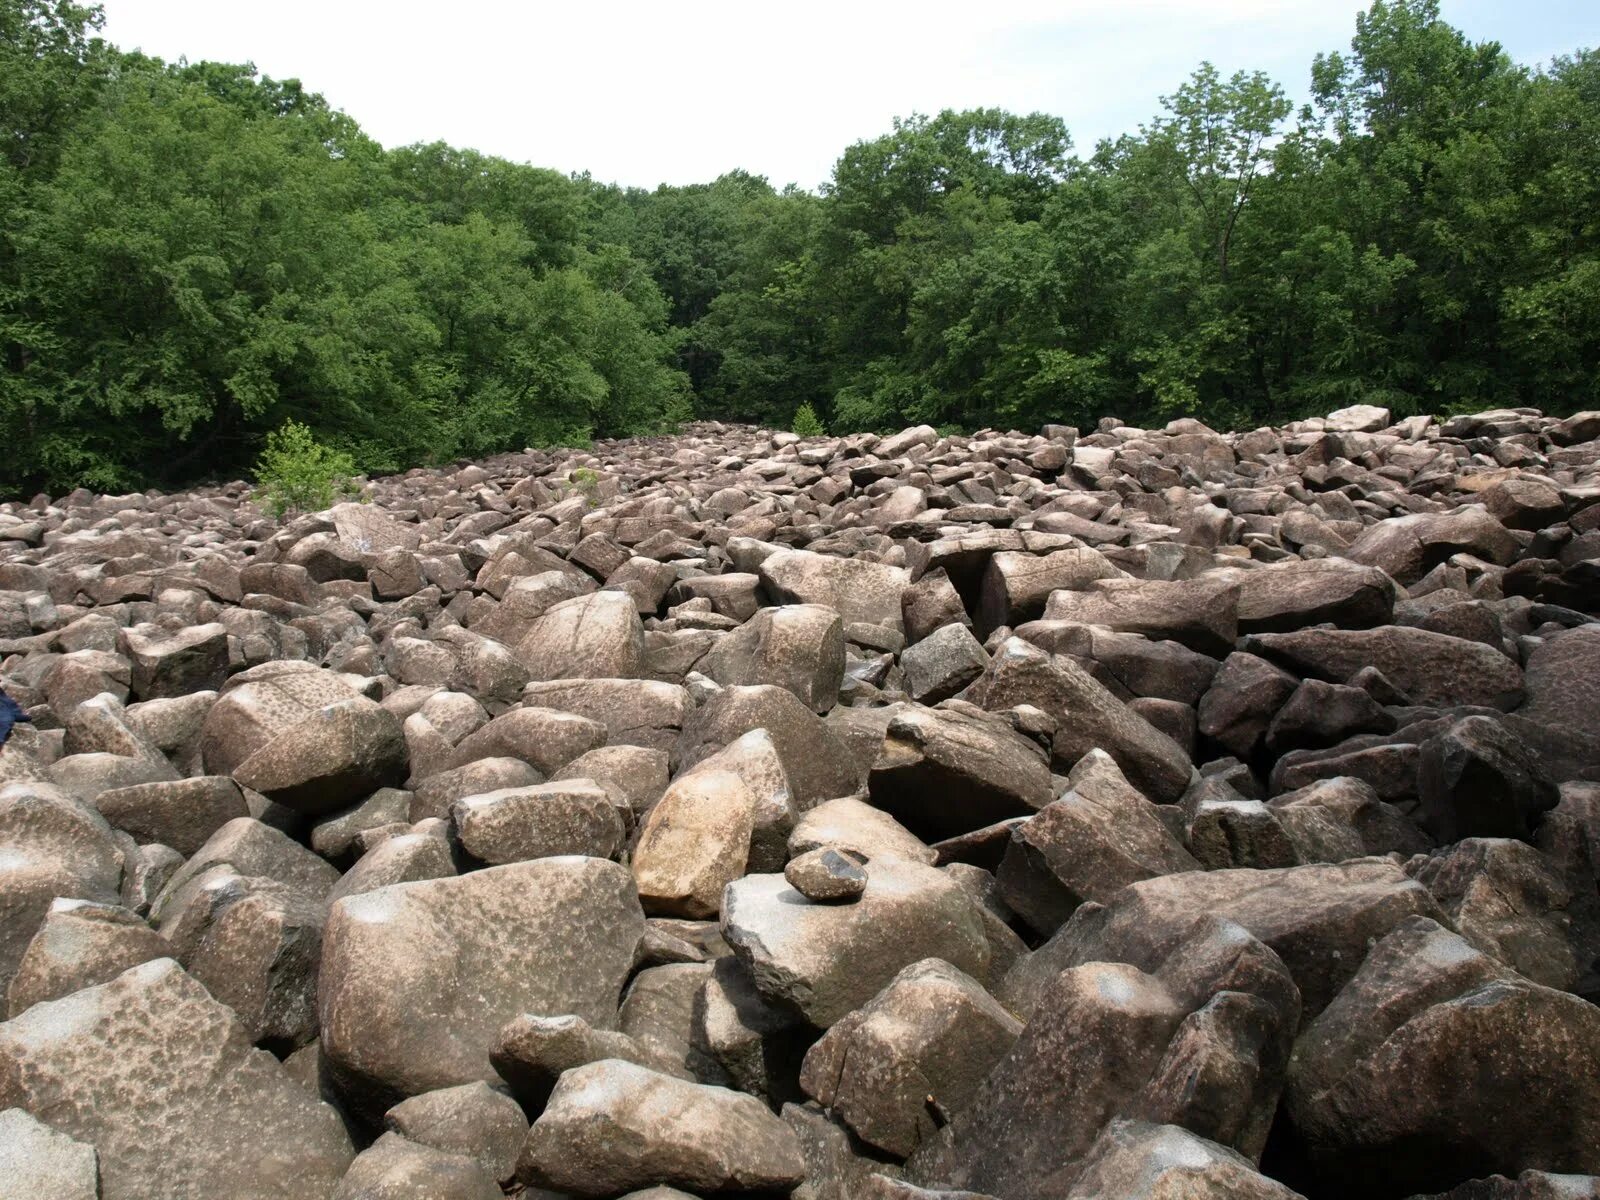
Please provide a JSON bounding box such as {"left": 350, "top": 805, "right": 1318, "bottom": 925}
{"left": 254, "top": 421, "right": 361, "bottom": 519}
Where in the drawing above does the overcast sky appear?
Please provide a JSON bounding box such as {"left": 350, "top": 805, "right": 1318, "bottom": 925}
{"left": 93, "top": 0, "right": 1596, "bottom": 191}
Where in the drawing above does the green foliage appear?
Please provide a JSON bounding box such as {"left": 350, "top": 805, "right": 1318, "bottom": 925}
{"left": 253, "top": 419, "right": 359, "bottom": 518}
{"left": 565, "top": 466, "right": 601, "bottom": 507}
{"left": 791, "top": 402, "right": 825, "bottom": 437}
{"left": 2, "top": 0, "right": 1597, "bottom": 496}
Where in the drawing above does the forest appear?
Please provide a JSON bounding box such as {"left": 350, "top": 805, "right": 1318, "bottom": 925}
{"left": 1, "top": 0, "right": 1597, "bottom": 494}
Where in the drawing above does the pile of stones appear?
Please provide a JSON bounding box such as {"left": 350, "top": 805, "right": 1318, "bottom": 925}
{"left": 1, "top": 403, "right": 1599, "bottom": 1199}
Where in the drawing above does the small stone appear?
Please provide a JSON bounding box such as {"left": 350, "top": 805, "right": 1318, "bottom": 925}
{"left": 784, "top": 846, "right": 867, "bottom": 902}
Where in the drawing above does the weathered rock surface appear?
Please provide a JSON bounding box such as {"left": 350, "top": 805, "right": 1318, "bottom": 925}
{"left": 517, "top": 1058, "right": 807, "bottom": 1197}
{"left": 723, "top": 857, "right": 990, "bottom": 1027}
{"left": 320, "top": 857, "right": 643, "bottom": 1116}
{"left": 0, "top": 958, "right": 353, "bottom": 1199}
{"left": 3, "top": 409, "right": 1599, "bottom": 1197}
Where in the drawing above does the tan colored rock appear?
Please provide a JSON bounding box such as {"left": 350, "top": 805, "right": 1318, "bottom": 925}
{"left": 517, "top": 591, "right": 644, "bottom": 681}
{"left": 633, "top": 768, "right": 757, "bottom": 918}
{"left": 320, "top": 857, "right": 644, "bottom": 1117}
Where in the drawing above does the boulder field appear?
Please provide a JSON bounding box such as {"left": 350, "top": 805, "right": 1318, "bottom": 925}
{"left": 1, "top": 405, "right": 1599, "bottom": 1199}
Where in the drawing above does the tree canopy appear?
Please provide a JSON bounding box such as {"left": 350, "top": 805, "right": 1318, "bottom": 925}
{"left": 1, "top": 0, "right": 1595, "bottom": 494}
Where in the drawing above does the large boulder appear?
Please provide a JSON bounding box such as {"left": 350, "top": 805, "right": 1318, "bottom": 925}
{"left": 6, "top": 897, "right": 169, "bottom": 1017}
{"left": 1518, "top": 625, "right": 1600, "bottom": 743}
{"left": 517, "top": 591, "right": 645, "bottom": 681}
{"left": 94, "top": 775, "right": 248, "bottom": 856}
{"left": 332, "top": 1132, "right": 500, "bottom": 1200}
{"left": 913, "top": 960, "right": 1188, "bottom": 1199}
{"left": 759, "top": 549, "right": 909, "bottom": 633}
{"left": 1066, "top": 1120, "right": 1305, "bottom": 1200}
{"left": 320, "top": 856, "right": 644, "bottom": 1117}
{"left": 632, "top": 767, "right": 759, "bottom": 918}
{"left": 0, "top": 1108, "right": 99, "bottom": 1200}
{"left": 150, "top": 816, "right": 339, "bottom": 926}
{"left": 867, "top": 703, "right": 1054, "bottom": 842}
{"left": 233, "top": 697, "right": 407, "bottom": 816}
{"left": 676, "top": 685, "right": 859, "bottom": 809}
{"left": 1286, "top": 917, "right": 1600, "bottom": 1197}
{"left": 722, "top": 857, "right": 990, "bottom": 1028}
{"left": 1244, "top": 626, "right": 1524, "bottom": 710}
{"left": 0, "top": 958, "right": 353, "bottom": 1200}
{"left": 1041, "top": 576, "right": 1239, "bottom": 657}
{"left": 699, "top": 604, "right": 845, "bottom": 713}
{"left": 800, "top": 957, "right": 1022, "bottom": 1158}
{"left": 1407, "top": 838, "right": 1583, "bottom": 991}
{"left": 517, "top": 1058, "right": 806, "bottom": 1197}
{"left": 1034, "top": 858, "right": 1443, "bottom": 1021}
{"left": 1223, "top": 558, "right": 1397, "bottom": 633}
{"left": 452, "top": 779, "right": 626, "bottom": 865}
{"left": 200, "top": 663, "right": 364, "bottom": 776}
{"left": 1418, "top": 715, "right": 1560, "bottom": 843}
{"left": 521, "top": 677, "right": 688, "bottom": 751}
{"left": 966, "top": 637, "right": 1193, "bottom": 804}
{"left": 1345, "top": 507, "right": 1519, "bottom": 585}
{"left": 0, "top": 782, "right": 124, "bottom": 997}
{"left": 123, "top": 621, "right": 230, "bottom": 700}
{"left": 996, "top": 750, "right": 1198, "bottom": 936}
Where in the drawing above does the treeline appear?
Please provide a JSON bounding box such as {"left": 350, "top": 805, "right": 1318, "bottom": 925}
{"left": 2, "top": 0, "right": 1596, "bottom": 494}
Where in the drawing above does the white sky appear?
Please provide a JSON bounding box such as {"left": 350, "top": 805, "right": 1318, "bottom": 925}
{"left": 94, "top": 0, "right": 1597, "bottom": 191}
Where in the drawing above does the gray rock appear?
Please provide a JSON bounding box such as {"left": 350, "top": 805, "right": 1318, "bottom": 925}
{"left": 6, "top": 898, "right": 167, "bottom": 1018}
{"left": 332, "top": 1132, "right": 500, "bottom": 1200}
{"left": 867, "top": 703, "right": 1054, "bottom": 842}
{"left": 453, "top": 779, "right": 625, "bottom": 865}
{"left": 1286, "top": 917, "right": 1600, "bottom": 1195}
{"left": 233, "top": 697, "right": 407, "bottom": 817}
{"left": 0, "top": 1107, "right": 99, "bottom": 1200}
{"left": 0, "top": 782, "right": 124, "bottom": 997}
{"left": 94, "top": 774, "right": 248, "bottom": 855}
{"left": 900, "top": 622, "right": 990, "bottom": 704}
{"left": 700, "top": 603, "right": 846, "bottom": 713}
{"left": 384, "top": 1081, "right": 528, "bottom": 1182}
{"left": 966, "top": 637, "right": 1193, "bottom": 804}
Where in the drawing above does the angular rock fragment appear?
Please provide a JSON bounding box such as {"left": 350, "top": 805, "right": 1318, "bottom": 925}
{"left": 759, "top": 549, "right": 909, "bottom": 633}
{"left": 517, "top": 591, "right": 645, "bottom": 681}
{"left": 0, "top": 782, "right": 124, "bottom": 996}
{"left": 800, "top": 957, "right": 1021, "bottom": 1158}
{"left": 722, "top": 857, "right": 989, "bottom": 1028}
{"left": 233, "top": 696, "right": 407, "bottom": 816}
{"left": 6, "top": 897, "right": 167, "bottom": 1017}
{"left": 0, "top": 1108, "right": 99, "bottom": 1200}
{"left": 785, "top": 846, "right": 867, "bottom": 902}
{"left": 966, "top": 637, "right": 1193, "bottom": 804}
{"left": 453, "top": 779, "right": 625, "bottom": 865}
{"left": 868, "top": 703, "right": 1054, "bottom": 842}
{"left": 1286, "top": 917, "right": 1600, "bottom": 1196}
{"left": 633, "top": 767, "right": 758, "bottom": 918}
{"left": 0, "top": 958, "right": 353, "bottom": 1200}
{"left": 699, "top": 603, "right": 845, "bottom": 713}
{"left": 320, "top": 857, "right": 644, "bottom": 1116}
{"left": 517, "top": 1058, "right": 807, "bottom": 1197}
{"left": 383, "top": 1080, "right": 528, "bottom": 1182}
